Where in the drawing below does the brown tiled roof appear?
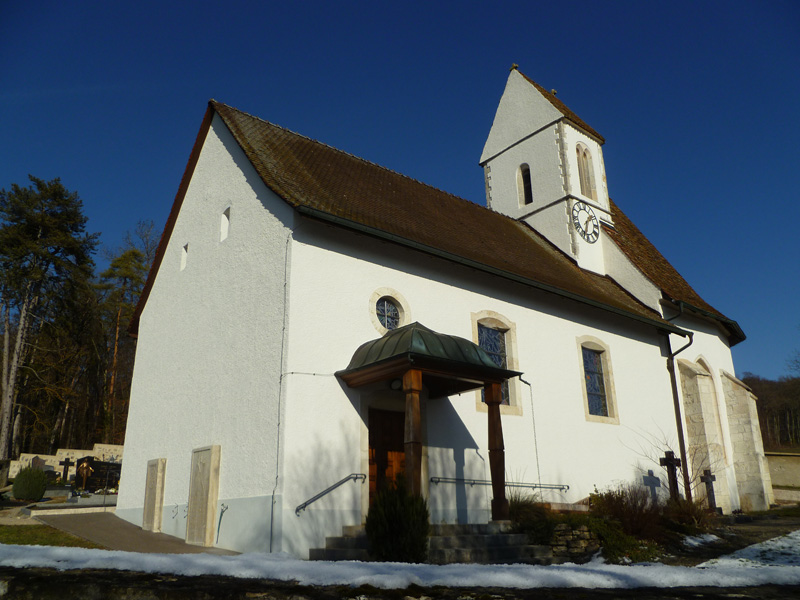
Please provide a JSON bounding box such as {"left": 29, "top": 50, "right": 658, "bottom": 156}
{"left": 210, "top": 101, "right": 678, "bottom": 331}
{"left": 604, "top": 198, "right": 744, "bottom": 343}
{"left": 517, "top": 70, "right": 605, "bottom": 144}
{"left": 130, "top": 101, "right": 686, "bottom": 337}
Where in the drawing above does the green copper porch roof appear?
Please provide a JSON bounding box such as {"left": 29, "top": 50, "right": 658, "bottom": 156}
{"left": 337, "top": 322, "right": 521, "bottom": 397}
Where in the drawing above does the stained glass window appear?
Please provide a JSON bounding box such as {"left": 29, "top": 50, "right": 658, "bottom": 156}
{"left": 479, "top": 324, "right": 509, "bottom": 405}
{"left": 582, "top": 347, "right": 608, "bottom": 417}
{"left": 376, "top": 297, "right": 400, "bottom": 330}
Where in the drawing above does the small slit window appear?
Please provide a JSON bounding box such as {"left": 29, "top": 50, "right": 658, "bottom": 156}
{"left": 180, "top": 243, "right": 189, "bottom": 271}
{"left": 517, "top": 164, "right": 533, "bottom": 206}
{"left": 220, "top": 207, "right": 230, "bottom": 241}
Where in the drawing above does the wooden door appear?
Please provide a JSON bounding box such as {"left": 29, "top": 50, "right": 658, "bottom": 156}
{"left": 368, "top": 408, "right": 405, "bottom": 502}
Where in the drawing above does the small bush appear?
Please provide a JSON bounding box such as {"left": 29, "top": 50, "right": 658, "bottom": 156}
{"left": 583, "top": 516, "right": 662, "bottom": 563}
{"left": 12, "top": 467, "right": 48, "bottom": 502}
{"left": 662, "top": 498, "right": 712, "bottom": 534}
{"left": 366, "top": 476, "right": 429, "bottom": 563}
{"left": 590, "top": 483, "right": 661, "bottom": 540}
{"left": 509, "top": 493, "right": 556, "bottom": 544}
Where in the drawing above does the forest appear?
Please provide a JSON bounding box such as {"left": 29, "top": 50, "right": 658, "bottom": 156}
{"left": 0, "top": 176, "right": 154, "bottom": 461}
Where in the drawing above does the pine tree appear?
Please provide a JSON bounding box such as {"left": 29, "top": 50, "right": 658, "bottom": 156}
{"left": 0, "top": 176, "right": 98, "bottom": 459}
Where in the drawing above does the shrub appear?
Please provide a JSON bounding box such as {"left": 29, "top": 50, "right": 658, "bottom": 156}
{"left": 12, "top": 467, "right": 48, "bottom": 502}
{"left": 509, "top": 493, "right": 556, "bottom": 544}
{"left": 366, "top": 476, "right": 429, "bottom": 563}
{"left": 662, "top": 497, "right": 712, "bottom": 534}
{"left": 582, "top": 516, "right": 662, "bottom": 563}
{"left": 590, "top": 483, "right": 661, "bottom": 540}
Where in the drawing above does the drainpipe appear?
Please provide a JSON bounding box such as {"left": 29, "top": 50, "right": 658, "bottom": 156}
{"left": 665, "top": 301, "right": 693, "bottom": 502}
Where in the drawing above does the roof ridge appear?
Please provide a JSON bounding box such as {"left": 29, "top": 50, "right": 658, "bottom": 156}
{"left": 512, "top": 69, "right": 605, "bottom": 143}
{"left": 211, "top": 99, "right": 496, "bottom": 216}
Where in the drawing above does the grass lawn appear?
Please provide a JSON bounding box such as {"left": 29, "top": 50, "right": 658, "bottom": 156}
{"left": 0, "top": 524, "right": 106, "bottom": 549}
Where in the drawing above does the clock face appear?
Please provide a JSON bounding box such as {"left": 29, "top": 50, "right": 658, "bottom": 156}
{"left": 571, "top": 201, "right": 599, "bottom": 243}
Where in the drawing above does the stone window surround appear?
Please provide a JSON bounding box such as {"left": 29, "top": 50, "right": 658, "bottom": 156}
{"left": 472, "top": 310, "right": 522, "bottom": 417}
{"left": 369, "top": 287, "right": 411, "bottom": 335}
{"left": 575, "top": 143, "right": 597, "bottom": 201}
{"left": 576, "top": 335, "right": 619, "bottom": 425}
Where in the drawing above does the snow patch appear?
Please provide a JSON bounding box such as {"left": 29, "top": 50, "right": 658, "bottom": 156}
{"left": 1, "top": 530, "right": 800, "bottom": 590}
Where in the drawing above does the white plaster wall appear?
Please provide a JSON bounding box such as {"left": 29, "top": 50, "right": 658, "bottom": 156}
{"left": 118, "top": 114, "right": 295, "bottom": 553}
{"left": 481, "top": 70, "right": 563, "bottom": 164}
{"left": 603, "top": 238, "right": 663, "bottom": 312}
{"left": 279, "top": 220, "right": 688, "bottom": 554}
{"left": 484, "top": 125, "right": 565, "bottom": 219}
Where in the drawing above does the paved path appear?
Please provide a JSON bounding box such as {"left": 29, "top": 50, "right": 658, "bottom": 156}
{"left": 36, "top": 512, "right": 237, "bottom": 555}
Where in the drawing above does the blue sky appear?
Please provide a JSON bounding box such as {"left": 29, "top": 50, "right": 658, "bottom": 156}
{"left": 1, "top": 1, "right": 798, "bottom": 379}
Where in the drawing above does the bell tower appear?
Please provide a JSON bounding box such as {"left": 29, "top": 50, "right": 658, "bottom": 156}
{"left": 480, "top": 68, "right": 613, "bottom": 275}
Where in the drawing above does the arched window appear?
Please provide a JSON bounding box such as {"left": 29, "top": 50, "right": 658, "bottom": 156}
{"left": 577, "top": 336, "right": 618, "bottom": 424}
{"left": 472, "top": 311, "right": 522, "bottom": 416}
{"left": 517, "top": 164, "right": 533, "bottom": 207}
{"left": 576, "top": 145, "right": 597, "bottom": 200}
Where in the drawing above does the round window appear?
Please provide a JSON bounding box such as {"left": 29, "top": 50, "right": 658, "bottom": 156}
{"left": 376, "top": 297, "right": 400, "bottom": 330}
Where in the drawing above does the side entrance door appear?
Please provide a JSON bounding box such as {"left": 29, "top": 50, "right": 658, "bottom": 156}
{"left": 368, "top": 408, "right": 405, "bottom": 503}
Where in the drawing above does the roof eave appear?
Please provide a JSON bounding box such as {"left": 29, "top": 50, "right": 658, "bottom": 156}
{"left": 666, "top": 299, "right": 747, "bottom": 347}
{"left": 295, "top": 205, "right": 690, "bottom": 339}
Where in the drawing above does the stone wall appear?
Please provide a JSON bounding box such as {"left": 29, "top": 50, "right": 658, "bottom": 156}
{"left": 765, "top": 452, "right": 800, "bottom": 489}
{"left": 550, "top": 523, "right": 600, "bottom": 564}
{"left": 9, "top": 444, "right": 124, "bottom": 480}
{"left": 722, "top": 372, "right": 774, "bottom": 511}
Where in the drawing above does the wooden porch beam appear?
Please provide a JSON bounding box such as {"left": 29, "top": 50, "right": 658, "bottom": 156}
{"left": 403, "top": 369, "right": 423, "bottom": 497}
{"left": 485, "top": 382, "right": 509, "bottom": 521}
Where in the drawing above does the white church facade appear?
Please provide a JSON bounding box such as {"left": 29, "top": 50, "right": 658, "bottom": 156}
{"left": 117, "top": 68, "right": 773, "bottom": 557}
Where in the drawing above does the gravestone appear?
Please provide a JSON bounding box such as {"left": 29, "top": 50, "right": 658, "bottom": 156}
{"left": 701, "top": 469, "right": 719, "bottom": 513}
{"left": 59, "top": 457, "right": 74, "bottom": 482}
{"left": 659, "top": 451, "right": 682, "bottom": 501}
{"left": 75, "top": 456, "right": 121, "bottom": 491}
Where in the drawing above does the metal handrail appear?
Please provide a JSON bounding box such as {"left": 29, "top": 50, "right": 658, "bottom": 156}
{"left": 429, "top": 477, "right": 569, "bottom": 493}
{"left": 295, "top": 473, "right": 367, "bottom": 515}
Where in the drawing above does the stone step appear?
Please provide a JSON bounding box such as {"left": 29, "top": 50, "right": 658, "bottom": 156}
{"left": 341, "top": 525, "right": 365, "bottom": 537}
{"left": 428, "top": 533, "right": 530, "bottom": 549}
{"left": 309, "top": 547, "right": 369, "bottom": 561}
{"left": 323, "top": 534, "right": 369, "bottom": 550}
{"left": 429, "top": 522, "right": 511, "bottom": 536}
{"left": 429, "top": 544, "right": 551, "bottom": 565}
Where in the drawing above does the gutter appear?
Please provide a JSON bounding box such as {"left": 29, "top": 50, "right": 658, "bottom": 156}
{"left": 295, "top": 205, "right": 690, "bottom": 339}
{"left": 674, "top": 300, "right": 746, "bottom": 347}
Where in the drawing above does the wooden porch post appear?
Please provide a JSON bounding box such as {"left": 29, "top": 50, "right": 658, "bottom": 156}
{"left": 403, "top": 369, "right": 423, "bottom": 496}
{"left": 485, "top": 382, "right": 509, "bottom": 520}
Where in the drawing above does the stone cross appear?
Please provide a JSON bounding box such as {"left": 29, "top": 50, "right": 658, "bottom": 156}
{"left": 642, "top": 469, "right": 661, "bottom": 503}
{"left": 701, "top": 469, "right": 718, "bottom": 513}
{"left": 59, "top": 457, "right": 74, "bottom": 482}
{"left": 659, "top": 451, "right": 682, "bottom": 501}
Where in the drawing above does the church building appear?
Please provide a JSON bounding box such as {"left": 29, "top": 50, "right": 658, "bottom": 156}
{"left": 117, "top": 68, "right": 773, "bottom": 556}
